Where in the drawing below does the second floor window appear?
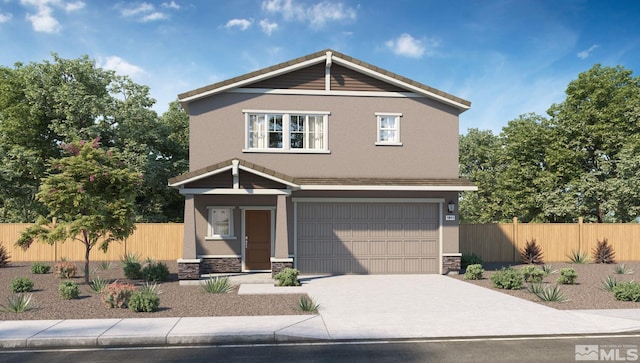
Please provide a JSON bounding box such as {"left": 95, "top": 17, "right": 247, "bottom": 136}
{"left": 375, "top": 112, "right": 402, "bottom": 145}
{"left": 244, "top": 110, "right": 329, "bottom": 152}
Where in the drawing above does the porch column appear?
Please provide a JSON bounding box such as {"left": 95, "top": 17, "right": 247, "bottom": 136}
{"left": 271, "top": 194, "right": 293, "bottom": 275}
{"left": 178, "top": 194, "right": 200, "bottom": 280}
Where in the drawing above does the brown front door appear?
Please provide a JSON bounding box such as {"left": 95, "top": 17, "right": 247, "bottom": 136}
{"left": 244, "top": 210, "right": 271, "bottom": 270}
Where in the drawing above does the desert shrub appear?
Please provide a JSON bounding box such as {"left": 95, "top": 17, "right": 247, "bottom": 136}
{"left": 299, "top": 296, "right": 320, "bottom": 312}
{"left": 10, "top": 277, "right": 34, "bottom": 293}
{"left": 0, "top": 243, "right": 10, "bottom": 268}
{"left": 532, "top": 285, "right": 567, "bottom": 302}
{"left": 613, "top": 264, "right": 634, "bottom": 275}
{"left": 521, "top": 265, "right": 545, "bottom": 283}
{"left": 566, "top": 249, "right": 590, "bottom": 264}
{"left": 461, "top": 253, "right": 483, "bottom": 269}
{"left": 520, "top": 239, "right": 544, "bottom": 264}
{"left": 31, "top": 262, "right": 51, "bottom": 274}
{"left": 0, "top": 293, "right": 34, "bottom": 313}
{"left": 90, "top": 276, "right": 108, "bottom": 293}
{"left": 99, "top": 261, "right": 113, "bottom": 270}
{"left": 274, "top": 268, "right": 301, "bottom": 286}
{"left": 463, "top": 264, "right": 484, "bottom": 280}
{"left": 128, "top": 290, "right": 160, "bottom": 312}
{"left": 613, "top": 281, "right": 640, "bottom": 302}
{"left": 121, "top": 253, "right": 143, "bottom": 279}
{"left": 612, "top": 281, "right": 640, "bottom": 301}
{"left": 202, "top": 276, "right": 234, "bottom": 294}
{"left": 557, "top": 268, "right": 578, "bottom": 285}
{"left": 102, "top": 282, "right": 137, "bottom": 308}
{"left": 541, "top": 264, "right": 557, "bottom": 275}
{"left": 490, "top": 267, "right": 524, "bottom": 290}
{"left": 59, "top": 280, "right": 80, "bottom": 300}
{"left": 592, "top": 238, "right": 616, "bottom": 264}
{"left": 142, "top": 261, "right": 170, "bottom": 282}
{"left": 54, "top": 261, "right": 77, "bottom": 278}
{"left": 601, "top": 276, "right": 618, "bottom": 291}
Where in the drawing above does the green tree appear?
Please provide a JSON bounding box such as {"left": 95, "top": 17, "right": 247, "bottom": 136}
{"left": 16, "top": 140, "right": 140, "bottom": 283}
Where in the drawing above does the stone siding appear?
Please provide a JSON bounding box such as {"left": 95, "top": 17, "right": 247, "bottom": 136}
{"left": 442, "top": 255, "right": 461, "bottom": 275}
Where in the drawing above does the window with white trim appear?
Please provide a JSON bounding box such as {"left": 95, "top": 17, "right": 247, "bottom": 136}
{"left": 375, "top": 112, "right": 402, "bottom": 145}
{"left": 244, "top": 110, "right": 329, "bottom": 152}
{"left": 206, "top": 207, "right": 235, "bottom": 239}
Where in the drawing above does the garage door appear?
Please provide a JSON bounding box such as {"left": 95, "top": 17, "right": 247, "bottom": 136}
{"left": 296, "top": 201, "right": 440, "bottom": 274}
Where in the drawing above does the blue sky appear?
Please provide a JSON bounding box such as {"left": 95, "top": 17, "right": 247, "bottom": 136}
{"left": 1, "top": 0, "right": 639, "bottom": 133}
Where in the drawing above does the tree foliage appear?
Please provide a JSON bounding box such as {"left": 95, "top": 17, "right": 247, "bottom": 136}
{"left": 16, "top": 140, "right": 139, "bottom": 283}
{"left": 460, "top": 64, "right": 640, "bottom": 223}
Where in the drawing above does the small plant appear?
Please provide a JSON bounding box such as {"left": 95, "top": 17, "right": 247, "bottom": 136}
{"left": 139, "top": 282, "right": 161, "bottom": 294}
{"left": 520, "top": 239, "right": 544, "bottom": 264}
{"left": 601, "top": 276, "right": 619, "bottom": 291}
{"left": 54, "top": 261, "right": 77, "bottom": 278}
{"left": 533, "top": 285, "right": 567, "bottom": 302}
{"left": 527, "top": 282, "right": 544, "bottom": 295}
{"left": 142, "top": 261, "right": 170, "bottom": 282}
{"left": 592, "top": 239, "right": 616, "bottom": 264}
{"left": 541, "top": 264, "right": 557, "bottom": 275}
{"left": 463, "top": 264, "right": 484, "bottom": 280}
{"left": 0, "top": 293, "right": 34, "bottom": 313}
{"left": 521, "top": 265, "right": 545, "bottom": 283}
{"left": 89, "top": 276, "right": 108, "bottom": 293}
{"left": 59, "top": 280, "right": 80, "bottom": 300}
{"left": 121, "top": 252, "right": 141, "bottom": 265}
{"left": 31, "top": 262, "right": 51, "bottom": 274}
{"left": 10, "top": 277, "right": 34, "bottom": 293}
{"left": 202, "top": 276, "right": 234, "bottom": 294}
{"left": 557, "top": 267, "right": 578, "bottom": 285}
{"left": 613, "top": 281, "right": 640, "bottom": 302}
{"left": 128, "top": 290, "right": 160, "bottom": 312}
{"left": 299, "top": 296, "right": 320, "bottom": 312}
{"left": 566, "top": 249, "right": 590, "bottom": 264}
{"left": 490, "top": 267, "right": 524, "bottom": 290}
{"left": 0, "top": 243, "right": 10, "bottom": 268}
{"left": 102, "top": 282, "right": 137, "bottom": 308}
{"left": 461, "top": 253, "right": 483, "bottom": 269}
{"left": 99, "top": 261, "right": 113, "bottom": 270}
{"left": 613, "top": 264, "right": 634, "bottom": 275}
{"left": 274, "top": 268, "right": 301, "bottom": 286}
{"left": 121, "top": 252, "right": 143, "bottom": 279}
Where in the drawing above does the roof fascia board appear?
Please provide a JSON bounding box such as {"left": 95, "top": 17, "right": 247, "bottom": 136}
{"left": 230, "top": 88, "right": 422, "bottom": 98}
{"left": 237, "top": 165, "right": 299, "bottom": 188}
{"left": 180, "top": 55, "right": 326, "bottom": 103}
{"left": 297, "top": 185, "right": 478, "bottom": 191}
{"left": 168, "top": 165, "right": 233, "bottom": 187}
{"left": 178, "top": 188, "right": 291, "bottom": 195}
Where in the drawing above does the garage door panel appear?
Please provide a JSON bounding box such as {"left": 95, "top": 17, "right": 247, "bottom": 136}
{"left": 297, "top": 202, "right": 440, "bottom": 274}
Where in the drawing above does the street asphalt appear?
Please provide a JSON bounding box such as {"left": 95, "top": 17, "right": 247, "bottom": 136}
{"left": 1, "top": 274, "right": 640, "bottom": 349}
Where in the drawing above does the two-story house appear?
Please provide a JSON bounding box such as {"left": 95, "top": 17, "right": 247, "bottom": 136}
{"left": 169, "top": 49, "right": 476, "bottom": 281}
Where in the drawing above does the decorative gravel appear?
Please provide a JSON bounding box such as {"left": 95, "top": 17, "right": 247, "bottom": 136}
{"left": 452, "top": 261, "right": 640, "bottom": 310}
{"left": 0, "top": 261, "right": 312, "bottom": 320}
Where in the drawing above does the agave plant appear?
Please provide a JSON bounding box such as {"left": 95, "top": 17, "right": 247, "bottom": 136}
{"left": 201, "top": 276, "right": 234, "bottom": 294}
{"left": 566, "top": 249, "right": 590, "bottom": 264}
{"left": 600, "top": 276, "right": 618, "bottom": 292}
{"left": 520, "top": 239, "right": 544, "bottom": 264}
{"left": 533, "top": 285, "right": 567, "bottom": 302}
{"left": 0, "top": 293, "right": 34, "bottom": 313}
{"left": 613, "top": 264, "right": 634, "bottom": 275}
{"left": 299, "top": 296, "right": 320, "bottom": 312}
{"left": 592, "top": 239, "right": 616, "bottom": 264}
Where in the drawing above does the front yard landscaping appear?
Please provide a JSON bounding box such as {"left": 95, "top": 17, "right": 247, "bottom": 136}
{"left": 453, "top": 261, "right": 640, "bottom": 309}
{"left": 0, "top": 260, "right": 312, "bottom": 320}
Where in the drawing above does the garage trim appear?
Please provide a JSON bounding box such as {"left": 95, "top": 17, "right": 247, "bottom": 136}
{"left": 293, "top": 198, "right": 444, "bottom": 274}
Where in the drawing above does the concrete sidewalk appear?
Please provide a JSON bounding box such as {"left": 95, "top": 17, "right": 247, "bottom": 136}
{"left": 2, "top": 275, "right": 640, "bottom": 349}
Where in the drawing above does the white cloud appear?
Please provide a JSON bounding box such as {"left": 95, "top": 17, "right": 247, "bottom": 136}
{"left": 162, "top": 1, "right": 180, "bottom": 9}
{"left": 259, "top": 18, "right": 277, "bottom": 35}
{"left": 65, "top": 1, "right": 85, "bottom": 12}
{"left": 118, "top": 2, "right": 170, "bottom": 22}
{"left": 120, "top": 3, "right": 154, "bottom": 17}
{"left": 385, "top": 33, "right": 427, "bottom": 58}
{"left": 98, "top": 56, "right": 145, "bottom": 78}
{"left": 577, "top": 44, "right": 599, "bottom": 59}
{"left": 225, "top": 18, "right": 252, "bottom": 31}
{"left": 0, "top": 11, "right": 12, "bottom": 24}
{"left": 142, "top": 12, "right": 167, "bottom": 22}
{"left": 262, "top": 0, "right": 356, "bottom": 29}
{"left": 20, "top": 0, "right": 85, "bottom": 32}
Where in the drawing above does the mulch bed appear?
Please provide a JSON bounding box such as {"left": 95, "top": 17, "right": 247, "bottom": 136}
{"left": 0, "top": 260, "right": 312, "bottom": 321}
{"left": 451, "top": 261, "right": 640, "bottom": 310}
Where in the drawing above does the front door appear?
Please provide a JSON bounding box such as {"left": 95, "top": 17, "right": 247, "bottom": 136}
{"left": 244, "top": 210, "right": 271, "bottom": 270}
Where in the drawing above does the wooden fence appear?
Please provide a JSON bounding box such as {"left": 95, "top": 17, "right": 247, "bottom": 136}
{"left": 0, "top": 224, "right": 183, "bottom": 262}
{"left": 460, "top": 218, "right": 640, "bottom": 263}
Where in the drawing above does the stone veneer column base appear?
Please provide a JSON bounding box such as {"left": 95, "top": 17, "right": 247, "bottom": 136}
{"left": 177, "top": 259, "right": 201, "bottom": 280}
{"left": 200, "top": 257, "right": 242, "bottom": 274}
{"left": 270, "top": 258, "right": 294, "bottom": 277}
{"left": 442, "top": 254, "right": 461, "bottom": 275}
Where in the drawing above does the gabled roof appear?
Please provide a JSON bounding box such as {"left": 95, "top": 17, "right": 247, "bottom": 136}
{"left": 178, "top": 49, "right": 471, "bottom": 111}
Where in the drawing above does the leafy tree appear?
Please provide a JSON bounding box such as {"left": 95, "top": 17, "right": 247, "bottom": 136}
{"left": 16, "top": 140, "right": 140, "bottom": 283}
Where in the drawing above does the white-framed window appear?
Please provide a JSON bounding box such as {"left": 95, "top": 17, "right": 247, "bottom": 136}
{"left": 244, "top": 110, "right": 329, "bottom": 153}
{"left": 375, "top": 112, "right": 402, "bottom": 145}
{"left": 206, "top": 207, "right": 235, "bottom": 239}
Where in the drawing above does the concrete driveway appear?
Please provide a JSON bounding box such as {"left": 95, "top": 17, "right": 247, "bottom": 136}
{"left": 277, "top": 274, "right": 640, "bottom": 340}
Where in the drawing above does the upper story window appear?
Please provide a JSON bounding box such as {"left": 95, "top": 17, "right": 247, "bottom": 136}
{"left": 244, "top": 110, "right": 329, "bottom": 153}
{"left": 375, "top": 112, "right": 402, "bottom": 146}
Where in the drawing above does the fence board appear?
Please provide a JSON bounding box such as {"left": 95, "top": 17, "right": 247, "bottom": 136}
{"left": 0, "top": 223, "right": 183, "bottom": 262}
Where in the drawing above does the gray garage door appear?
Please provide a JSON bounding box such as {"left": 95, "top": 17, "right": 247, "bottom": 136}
{"left": 296, "top": 202, "right": 440, "bottom": 274}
